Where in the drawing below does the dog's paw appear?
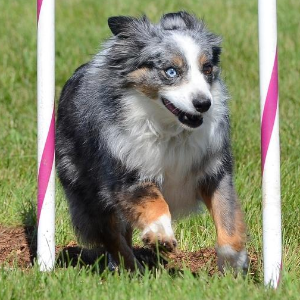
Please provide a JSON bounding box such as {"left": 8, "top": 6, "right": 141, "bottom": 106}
{"left": 141, "top": 215, "right": 177, "bottom": 252}
{"left": 107, "top": 253, "right": 144, "bottom": 274}
{"left": 216, "top": 245, "right": 249, "bottom": 275}
{"left": 107, "top": 253, "right": 119, "bottom": 272}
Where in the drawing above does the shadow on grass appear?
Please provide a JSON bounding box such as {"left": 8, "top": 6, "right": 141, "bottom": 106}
{"left": 20, "top": 199, "right": 37, "bottom": 266}
{"left": 56, "top": 245, "right": 169, "bottom": 274}
{"left": 54, "top": 243, "right": 261, "bottom": 282}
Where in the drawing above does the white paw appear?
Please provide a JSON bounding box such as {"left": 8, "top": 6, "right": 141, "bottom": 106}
{"left": 216, "top": 245, "right": 249, "bottom": 274}
{"left": 141, "top": 215, "right": 177, "bottom": 252}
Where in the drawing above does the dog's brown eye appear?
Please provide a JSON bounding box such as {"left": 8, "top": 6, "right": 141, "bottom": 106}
{"left": 203, "top": 64, "right": 213, "bottom": 75}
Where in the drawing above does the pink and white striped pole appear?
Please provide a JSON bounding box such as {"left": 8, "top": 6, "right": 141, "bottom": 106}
{"left": 258, "top": 0, "right": 282, "bottom": 288}
{"left": 37, "top": 0, "right": 55, "bottom": 271}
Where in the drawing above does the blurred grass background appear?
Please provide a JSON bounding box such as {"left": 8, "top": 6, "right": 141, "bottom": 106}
{"left": 0, "top": 0, "right": 299, "bottom": 298}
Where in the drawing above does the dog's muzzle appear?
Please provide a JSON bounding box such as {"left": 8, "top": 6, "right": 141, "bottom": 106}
{"left": 161, "top": 98, "right": 203, "bottom": 128}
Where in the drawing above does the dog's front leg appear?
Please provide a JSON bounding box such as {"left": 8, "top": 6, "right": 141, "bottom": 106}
{"left": 123, "top": 183, "right": 177, "bottom": 252}
{"left": 200, "top": 173, "right": 249, "bottom": 274}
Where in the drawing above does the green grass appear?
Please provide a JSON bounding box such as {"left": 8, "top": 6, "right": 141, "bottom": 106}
{"left": 1, "top": 0, "right": 300, "bottom": 298}
{"left": 0, "top": 267, "right": 300, "bottom": 300}
{"left": 0, "top": 266, "right": 299, "bottom": 300}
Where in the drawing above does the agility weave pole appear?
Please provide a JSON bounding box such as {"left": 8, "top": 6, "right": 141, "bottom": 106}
{"left": 37, "top": 0, "right": 55, "bottom": 271}
{"left": 258, "top": 0, "right": 282, "bottom": 288}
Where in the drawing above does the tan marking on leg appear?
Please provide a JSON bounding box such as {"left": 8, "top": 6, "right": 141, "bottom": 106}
{"left": 137, "top": 198, "right": 170, "bottom": 225}
{"left": 214, "top": 209, "right": 246, "bottom": 251}
{"left": 123, "top": 183, "right": 176, "bottom": 252}
{"left": 127, "top": 184, "right": 170, "bottom": 228}
{"left": 202, "top": 191, "right": 246, "bottom": 252}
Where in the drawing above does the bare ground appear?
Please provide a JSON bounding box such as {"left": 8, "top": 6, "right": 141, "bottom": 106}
{"left": 0, "top": 225, "right": 260, "bottom": 276}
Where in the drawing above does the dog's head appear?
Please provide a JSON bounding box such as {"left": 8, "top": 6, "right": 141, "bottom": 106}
{"left": 106, "top": 12, "right": 222, "bottom": 129}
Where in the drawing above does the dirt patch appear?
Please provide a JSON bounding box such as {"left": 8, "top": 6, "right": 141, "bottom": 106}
{"left": 0, "top": 225, "right": 36, "bottom": 268}
{"left": 0, "top": 225, "right": 260, "bottom": 276}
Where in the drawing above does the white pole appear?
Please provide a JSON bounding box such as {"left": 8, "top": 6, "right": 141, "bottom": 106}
{"left": 37, "top": 0, "right": 55, "bottom": 271}
{"left": 258, "top": 0, "right": 282, "bottom": 288}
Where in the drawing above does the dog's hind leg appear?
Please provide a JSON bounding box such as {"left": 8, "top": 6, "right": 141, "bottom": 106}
{"left": 124, "top": 224, "right": 133, "bottom": 249}
{"left": 121, "top": 183, "right": 177, "bottom": 252}
{"left": 200, "top": 173, "right": 249, "bottom": 274}
{"left": 66, "top": 191, "right": 143, "bottom": 272}
{"left": 102, "top": 214, "right": 143, "bottom": 272}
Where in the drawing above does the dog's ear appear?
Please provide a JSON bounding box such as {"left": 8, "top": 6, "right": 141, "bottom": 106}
{"left": 108, "top": 15, "right": 151, "bottom": 39}
{"left": 160, "top": 11, "right": 196, "bottom": 30}
{"left": 108, "top": 16, "right": 135, "bottom": 37}
{"left": 212, "top": 46, "right": 222, "bottom": 65}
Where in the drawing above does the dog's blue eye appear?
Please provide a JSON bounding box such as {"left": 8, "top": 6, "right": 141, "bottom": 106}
{"left": 165, "top": 68, "right": 178, "bottom": 78}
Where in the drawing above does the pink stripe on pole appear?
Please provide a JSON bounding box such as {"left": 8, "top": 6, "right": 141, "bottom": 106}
{"left": 37, "top": 0, "right": 43, "bottom": 22}
{"left": 261, "top": 50, "right": 278, "bottom": 172}
{"left": 38, "top": 109, "right": 55, "bottom": 222}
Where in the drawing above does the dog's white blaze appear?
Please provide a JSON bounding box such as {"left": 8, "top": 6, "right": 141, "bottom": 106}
{"left": 142, "top": 214, "right": 174, "bottom": 238}
{"left": 160, "top": 34, "right": 212, "bottom": 114}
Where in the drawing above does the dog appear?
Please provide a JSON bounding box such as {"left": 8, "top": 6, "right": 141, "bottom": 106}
{"left": 56, "top": 11, "right": 249, "bottom": 273}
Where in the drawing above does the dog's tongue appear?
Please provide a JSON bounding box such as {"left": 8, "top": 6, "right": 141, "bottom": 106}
{"left": 164, "top": 100, "right": 180, "bottom": 116}
{"left": 178, "top": 113, "right": 203, "bottom": 128}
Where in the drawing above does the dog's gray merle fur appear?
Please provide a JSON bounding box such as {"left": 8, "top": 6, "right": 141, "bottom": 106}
{"left": 56, "top": 11, "right": 249, "bottom": 273}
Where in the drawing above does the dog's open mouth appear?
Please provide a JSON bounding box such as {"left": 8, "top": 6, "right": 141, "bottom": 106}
{"left": 161, "top": 98, "right": 203, "bottom": 128}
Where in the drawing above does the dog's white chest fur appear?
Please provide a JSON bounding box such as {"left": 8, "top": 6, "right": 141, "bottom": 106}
{"left": 105, "top": 92, "right": 225, "bottom": 217}
{"left": 162, "top": 173, "right": 199, "bottom": 217}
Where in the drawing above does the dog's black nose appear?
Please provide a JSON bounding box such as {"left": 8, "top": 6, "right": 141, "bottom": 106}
{"left": 192, "top": 97, "right": 211, "bottom": 113}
